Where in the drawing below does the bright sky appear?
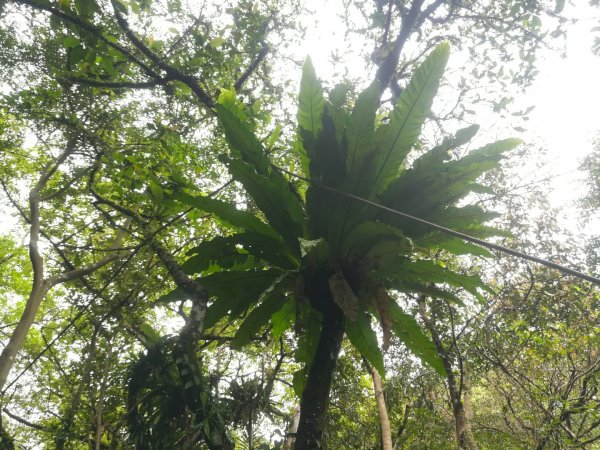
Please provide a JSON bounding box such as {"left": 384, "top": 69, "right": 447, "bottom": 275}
{"left": 525, "top": 3, "right": 600, "bottom": 209}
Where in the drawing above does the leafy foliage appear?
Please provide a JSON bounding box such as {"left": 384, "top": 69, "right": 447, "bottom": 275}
{"left": 170, "top": 43, "right": 517, "bottom": 394}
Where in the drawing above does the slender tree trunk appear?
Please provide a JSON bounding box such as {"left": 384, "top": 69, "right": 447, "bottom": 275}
{"left": 294, "top": 306, "right": 344, "bottom": 449}
{"left": 0, "top": 192, "right": 47, "bottom": 394}
{"left": 392, "top": 403, "right": 410, "bottom": 450}
{"left": 370, "top": 365, "right": 393, "bottom": 450}
{"left": 56, "top": 327, "right": 98, "bottom": 449}
{"left": 0, "top": 192, "right": 126, "bottom": 395}
{"left": 417, "top": 298, "right": 479, "bottom": 450}
{"left": 283, "top": 405, "right": 300, "bottom": 450}
{"left": 0, "top": 282, "right": 50, "bottom": 392}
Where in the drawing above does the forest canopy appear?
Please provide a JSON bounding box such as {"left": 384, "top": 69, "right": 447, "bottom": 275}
{"left": 0, "top": 0, "right": 599, "bottom": 449}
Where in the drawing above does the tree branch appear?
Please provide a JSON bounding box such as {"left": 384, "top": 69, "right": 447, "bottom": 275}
{"left": 11, "top": 0, "right": 159, "bottom": 79}
{"left": 235, "top": 44, "right": 269, "bottom": 91}
{"left": 3, "top": 408, "right": 49, "bottom": 432}
{"left": 110, "top": 1, "right": 215, "bottom": 108}
{"left": 68, "top": 76, "right": 173, "bottom": 90}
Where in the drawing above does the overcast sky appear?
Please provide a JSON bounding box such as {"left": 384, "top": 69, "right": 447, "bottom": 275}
{"left": 526, "top": 3, "right": 600, "bottom": 209}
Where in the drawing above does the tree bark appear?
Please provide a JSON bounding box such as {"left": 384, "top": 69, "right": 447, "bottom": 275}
{"left": 294, "top": 306, "right": 344, "bottom": 449}
{"left": 0, "top": 192, "right": 126, "bottom": 395}
{"left": 283, "top": 405, "right": 300, "bottom": 450}
{"left": 417, "top": 297, "right": 479, "bottom": 450}
{"left": 370, "top": 365, "right": 393, "bottom": 450}
{"left": 0, "top": 191, "right": 49, "bottom": 393}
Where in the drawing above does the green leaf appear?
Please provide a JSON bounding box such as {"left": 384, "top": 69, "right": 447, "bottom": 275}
{"left": 203, "top": 269, "right": 284, "bottom": 329}
{"left": 454, "top": 124, "right": 480, "bottom": 146}
{"left": 304, "top": 109, "right": 348, "bottom": 242}
{"left": 297, "top": 57, "right": 325, "bottom": 142}
{"left": 68, "top": 45, "right": 86, "bottom": 66}
{"left": 271, "top": 299, "right": 295, "bottom": 339}
{"left": 387, "top": 300, "right": 446, "bottom": 376}
{"left": 148, "top": 180, "right": 163, "bottom": 202}
{"left": 232, "top": 293, "right": 286, "bottom": 348}
{"left": 265, "top": 123, "right": 282, "bottom": 150}
{"left": 300, "top": 238, "right": 331, "bottom": 268}
{"left": 346, "top": 309, "right": 385, "bottom": 377}
{"left": 379, "top": 137, "right": 517, "bottom": 237}
{"left": 368, "top": 42, "right": 450, "bottom": 195}
{"left": 101, "top": 57, "right": 118, "bottom": 77}
{"left": 389, "top": 281, "right": 465, "bottom": 306}
{"left": 237, "top": 232, "right": 299, "bottom": 268}
{"left": 209, "top": 37, "right": 225, "bottom": 48}
{"left": 340, "top": 221, "right": 412, "bottom": 264}
{"left": 137, "top": 322, "right": 161, "bottom": 345}
{"left": 75, "top": 0, "right": 97, "bottom": 17}
{"left": 386, "top": 259, "right": 493, "bottom": 302}
{"left": 292, "top": 369, "right": 306, "bottom": 397}
{"left": 329, "top": 83, "right": 350, "bottom": 107}
{"left": 62, "top": 35, "right": 80, "bottom": 49}
{"left": 216, "top": 104, "right": 268, "bottom": 174}
{"left": 183, "top": 235, "right": 247, "bottom": 274}
{"left": 431, "top": 206, "right": 501, "bottom": 231}
{"left": 416, "top": 236, "right": 493, "bottom": 258}
{"left": 220, "top": 156, "right": 305, "bottom": 254}
{"left": 217, "top": 89, "right": 249, "bottom": 123}
{"left": 155, "top": 269, "right": 283, "bottom": 330}
{"left": 297, "top": 57, "right": 325, "bottom": 176}
{"left": 345, "top": 82, "right": 380, "bottom": 174}
{"left": 173, "top": 192, "right": 281, "bottom": 241}
{"left": 304, "top": 106, "right": 345, "bottom": 184}
{"left": 184, "top": 232, "right": 297, "bottom": 273}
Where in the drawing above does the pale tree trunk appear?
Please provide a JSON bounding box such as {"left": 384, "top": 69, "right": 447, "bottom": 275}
{"left": 370, "top": 365, "right": 393, "bottom": 450}
{"left": 0, "top": 228, "right": 124, "bottom": 394}
{"left": 0, "top": 141, "right": 128, "bottom": 395}
{"left": 392, "top": 403, "right": 410, "bottom": 450}
{"left": 454, "top": 369, "right": 478, "bottom": 450}
{"left": 417, "top": 297, "right": 479, "bottom": 450}
{"left": 283, "top": 405, "right": 300, "bottom": 450}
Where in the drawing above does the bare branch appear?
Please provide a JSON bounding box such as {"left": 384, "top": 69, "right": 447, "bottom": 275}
{"left": 3, "top": 408, "right": 49, "bottom": 432}
{"left": 235, "top": 44, "right": 269, "bottom": 91}
{"left": 68, "top": 76, "right": 174, "bottom": 90}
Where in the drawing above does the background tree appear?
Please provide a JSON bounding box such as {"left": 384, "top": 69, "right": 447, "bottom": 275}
{"left": 0, "top": 0, "right": 598, "bottom": 448}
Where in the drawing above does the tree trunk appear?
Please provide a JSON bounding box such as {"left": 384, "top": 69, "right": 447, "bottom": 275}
{"left": 417, "top": 297, "right": 479, "bottom": 450}
{"left": 370, "top": 366, "right": 393, "bottom": 450}
{"left": 0, "top": 191, "right": 126, "bottom": 395}
{"left": 283, "top": 405, "right": 300, "bottom": 450}
{"left": 449, "top": 365, "right": 478, "bottom": 450}
{"left": 0, "top": 281, "right": 50, "bottom": 393}
{"left": 453, "top": 401, "right": 478, "bottom": 450}
{"left": 294, "top": 306, "right": 344, "bottom": 449}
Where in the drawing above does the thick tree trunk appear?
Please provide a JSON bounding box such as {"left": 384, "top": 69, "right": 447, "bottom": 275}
{"left": 370, "top": 365, "right": 393, "bottom": 450}
{"left": 294, "top": 306, "right": 344, "bottom": 449}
